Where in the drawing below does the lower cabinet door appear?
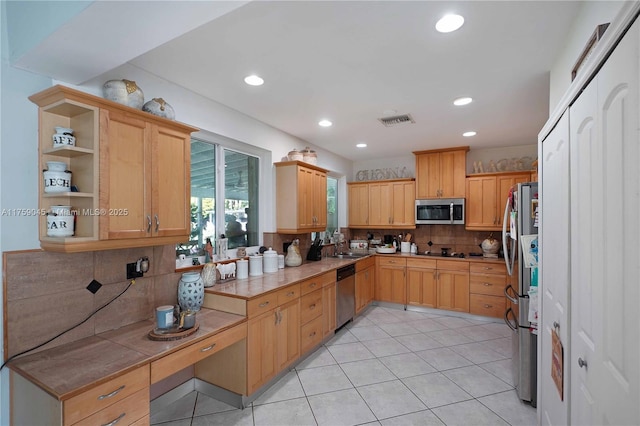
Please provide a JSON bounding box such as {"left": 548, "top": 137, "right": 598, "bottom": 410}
{"left": 247, "top": 309, "right": 278, "bottom": 394}
{"left": 323, "top": 282, "right": 336, "bottom": 338}
{"left": 437, "top": 271, "right": 469, "bottom": 312}
{"left": 276, "top": 299, "right": 300, "bottom": 371}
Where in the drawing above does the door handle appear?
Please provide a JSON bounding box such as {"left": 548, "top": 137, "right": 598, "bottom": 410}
{"left": 504, "top": 284, "right": 518, "bottom": 304}
{"left": 155, "top": 214, "right": 159, "bottom": 232}
{"left": 504, "top": 307, "right": 518, "bottom": 331}
{"left": 578, "top": 357, "right": 587, "bottom": 369}
{"left": 146, "top": 215, "right": 152, "bottom": 233}
{"left": 450, "top": 202, "right": 454, "bottom": 224}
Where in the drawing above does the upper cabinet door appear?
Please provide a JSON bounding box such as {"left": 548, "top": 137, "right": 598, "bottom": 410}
{"left": 414, "top": 147, "right": 468, "bottom": 199}
{"left": 348, "top": 183, "right": 369, "bottom": 226}
{"left": 100, "top": 109, "right": 151, "bottom": 240}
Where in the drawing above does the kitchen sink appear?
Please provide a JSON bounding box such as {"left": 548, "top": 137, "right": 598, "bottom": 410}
{"left": 330, "top": 253, "right": 370, "bottom": 259}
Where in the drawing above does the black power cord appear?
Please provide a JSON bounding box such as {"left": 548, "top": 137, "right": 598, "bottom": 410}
{"left": 0, "top": 280, "right": 134, "bottom": 371}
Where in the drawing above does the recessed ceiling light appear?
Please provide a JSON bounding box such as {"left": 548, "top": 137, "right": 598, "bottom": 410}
{"left": 463, "top": 131, "right": 477, "bottom": 137}
{"left": 318, "top": 119, "right": 332, "bottom": 127}
{"left": 453, "top": 97, "right": 473, "bottom": 106}
{"left": 436, "top": 14, "right": 464, "bottom": 33}
{"left": 244, "top": 75, "right": 264, "bottom": 86}
{"left": 356, "top": 143, "right": 367, "bottom": 148}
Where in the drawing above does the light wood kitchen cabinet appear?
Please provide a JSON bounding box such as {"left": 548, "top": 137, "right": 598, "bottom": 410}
{"left": 414, "top": 147, "right": 468, "bottom": 198}
{"left": 11, "top": 365, "right": 150, "bottom": 426}
{"left": 275, "top": 161, "right": 328, "bottom": 233}
{"left": 407, "top": 258, "right": 437, "bottom": 308}
{"left": 436, "top": 260, "right": 469, "bottom": 313}
{"left": 29, "top": 85, "right": 197, "bottom": 252}
{"left": 322, "top": 281, "right": 337, "bottom": 338}
{"left": 348, "top": 182, "right": 369, "bottom": 226}
{"left": 99, "top": 110, "right": 192, "bottom": 241}
{"left": 375, "top": 257, "right": 407, "bottom": 304}
{"left": 247, "top": 286, "right": 300, "bottom": 394}
{"left": 355, "top": 257, "right": 375, "bottom": 314}
{"left": 469, "top": 262, "right": 507, "bottom": 318}
{"left": 348, "top": 179, "right": 415, "bottom": 228}
{"left": 465, "top": 172, "right": 530, "bottom": 231}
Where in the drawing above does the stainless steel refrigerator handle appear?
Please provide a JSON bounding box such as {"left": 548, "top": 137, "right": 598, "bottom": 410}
{"left": 450, "top": 202, "right": 454, "bottom": 224}
{"left": 502, "top": 197, "right": 513, "bottom": 275}
{"left": 504, "top": 284, "right": 518, "bottom": 304}
{"left": 504, "top": 307, "right": 518, "bottom": 331}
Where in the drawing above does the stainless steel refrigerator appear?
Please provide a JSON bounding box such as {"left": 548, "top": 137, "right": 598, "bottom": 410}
{"left": 502, "top": 182, "right": 538, "bottom": 407}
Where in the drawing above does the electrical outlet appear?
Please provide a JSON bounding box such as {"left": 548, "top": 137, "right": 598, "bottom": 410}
{"left": 126, "top": 262, "right": 143, "bottom": 280}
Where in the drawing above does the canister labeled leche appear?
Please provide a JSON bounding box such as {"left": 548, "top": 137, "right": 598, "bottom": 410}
{"left": 249, "top": 254, "right": 263, "bottom": 276}
{"left": 263, "top": 247, "right": 278, "bottom": 273}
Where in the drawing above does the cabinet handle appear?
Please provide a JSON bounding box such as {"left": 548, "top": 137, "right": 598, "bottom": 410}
{"left": 287, "top": 291, "right": 295, "bottom": 297}
{"left": 310, "top": 303, "right": 316, "bottom": 309}
{"left": 388, "top": 260, "right": 396, "bottom": 264}
{"left": 484, "top": 267, "right": 493, "bottom": 270}
{"left": 102, "top": 413, "right": 126, "bottom": 426}
{"left": 146, "top": 215, "right": 152, "bottom": 233}
{"left": 155, "top": 214, "right": 159, "bottom": 232}
{"left": 433, "top": 271, "right": 437, "bottom": 280}
{"left": 98, "top": 385, "right": 125, "bottom": 400}
{"left": 310, "top": 282, "right": 317, "bottom": 288}
{"left": 200, "top": 343, "right": 216, "bottom": 352}
{"left": 483, "top": 283, "right": 492, "bottom": 286}
{"left": 259, "top": 301, "right": 270, "bottom": 307}
{"left": 309, "top": 331, "right": 316, "bottom": 337}
{"left": 484, "top": 304, "right": 493, "bottom": 308}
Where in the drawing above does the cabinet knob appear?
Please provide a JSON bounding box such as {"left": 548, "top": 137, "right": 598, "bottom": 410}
{"left": 484, "top": 304, "right": 492, "bottom": 308}
{"left": 483, "top": 282, "right": 492, "bottom": 286}
{"left": 578, "top": 357, "right": 587, "bottom": 368}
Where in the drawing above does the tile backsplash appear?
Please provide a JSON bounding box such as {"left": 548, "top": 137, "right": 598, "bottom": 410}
{"left": 3, "top": 244, "right": 181, "bottom": 359}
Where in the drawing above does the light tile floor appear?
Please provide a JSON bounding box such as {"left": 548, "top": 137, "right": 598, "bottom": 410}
{"left": 151, "top": 305, "right": 536, "bottom": 426}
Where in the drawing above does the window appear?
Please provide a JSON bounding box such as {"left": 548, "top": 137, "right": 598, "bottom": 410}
{"left": 326, "top": 176, "right": 338, "bottom": 235}
{"left": 178, "top": 136, "right": 264, "bottom": 258}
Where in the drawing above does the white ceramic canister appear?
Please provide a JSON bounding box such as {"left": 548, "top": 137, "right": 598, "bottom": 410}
{"left": 249, "top": 254, "right": 263, "bottom": 276}
{"left": 46, "top": 205, "right": 74, "bottom": 237}
{"left": 43, "top": 161, "right": 71, "bottom": 193}
{"left": 263, "top": 247, "right": 278, "bottom": 273}
{"left": 52, "top": 126, "right": 76, "bottom": 147}
{"left": 236, "top": 259, "right": 249, "bottom": 279}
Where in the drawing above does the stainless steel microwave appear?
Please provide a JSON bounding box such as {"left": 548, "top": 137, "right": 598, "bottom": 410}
{"left": 415, "top": 198, "right": 465, "bottom": 225}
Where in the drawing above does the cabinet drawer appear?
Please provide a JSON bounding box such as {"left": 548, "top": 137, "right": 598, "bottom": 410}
{"left": 406, "top": 258, "right": 437, "bottom": 269}
{"left": 436, "top": 259, "right": 469, "bottom": 272}
{"left": 470, "top": 274, "right": 506, "bottom": 296}
{"left": 376, "top": 257, "right": 406, "bottom": 267}
{"left": 470, "top": 294, "right": 505, "bottom": 318}
{"left": 300, "top": 271, "right": 334, "bottom": 296}
{"left": 151, "top": 322, "right": 247, "bottom": 383}
{"left": 247, "top": 292, "right": 279, "bottom": 318}
{"left": 300, "top": 316, "right": 323, "bottom": 354}
{"left": 300, "top": 289, "right": 323, "bottom": 325}
{"left": 277, "top": 284, "right": 300, "bottom": 305}
{"left": 356, "top": 256, "right": 375, "bottom": 271}
{"left": 470, "top": 262, "right": 506, "bottom": 275}
{"left": 71, "top": 387, "right": 149, "bottom": 426}
{"left": 63, "top": 365, "right": 149, "bottom": 426}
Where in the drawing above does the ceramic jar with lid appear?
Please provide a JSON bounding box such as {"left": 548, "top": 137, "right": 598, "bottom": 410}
{"left": 46, "top": 205, "right": 74, "bottom": 237}
{"left": 103, "top": 79, "right": 145, "bottom": 109}
{"left": 287, "top": 149, "right": 303, "bottom": 161}
{"left": 249, "top": 254, "right": 263, "bottom": 276}
{"left": 178, "top": 272, "right": 204, "bottom": 312}
{"left": 481, "top": 233, "right": 501, "bottom": 258}
{"left": 43, "top": 161, "right": 71, "bottom": 193}
{"left": 301, "top": 147, "right": 317, "bottom": 164}
{"left": 263, "top": 247, "right": 278, "bottom": 273}
{"left": 52, "top": 126, "right": 75, "bottom": 147}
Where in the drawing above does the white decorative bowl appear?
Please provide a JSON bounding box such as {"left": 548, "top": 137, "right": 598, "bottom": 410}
{"left": 103, "top": 79, "right": 144, "bottom": 109}
{"left": 142, "top": 98, "right": 175, "bottom": 120}
{"left": 376, "top": 247, "right": 397, "bottom": 254}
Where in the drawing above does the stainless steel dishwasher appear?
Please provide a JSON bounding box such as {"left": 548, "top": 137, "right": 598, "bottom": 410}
{"left": 336, "top": 264, "right": 356, "bottom": 329}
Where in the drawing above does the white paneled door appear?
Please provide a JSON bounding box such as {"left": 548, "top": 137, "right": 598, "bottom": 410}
{"left": 569, "top": 17, "right": 639, "bottom": 425}
{"left": 539, "top": 109, "right": 570, "bottom": 426}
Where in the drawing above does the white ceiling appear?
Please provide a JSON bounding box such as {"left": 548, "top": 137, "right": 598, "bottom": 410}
{"left": 13, "top": 1, "right": 583, "bottom": 162}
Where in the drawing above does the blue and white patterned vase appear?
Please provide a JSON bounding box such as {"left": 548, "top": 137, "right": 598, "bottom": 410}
{"left": 177, "top": 272, "right": 204, "bottom": 312}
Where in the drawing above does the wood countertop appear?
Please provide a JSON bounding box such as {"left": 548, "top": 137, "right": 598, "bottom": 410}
{"left": 7, "top": 308, "right": 245, "bottom": 401}
{"left": 205, "top": 253, "right": 505, "bottom": 300}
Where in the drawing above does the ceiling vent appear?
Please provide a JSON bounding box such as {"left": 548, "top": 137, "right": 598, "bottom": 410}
{"left": 378, "top": 114, "right": 415, "bottom": 127}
